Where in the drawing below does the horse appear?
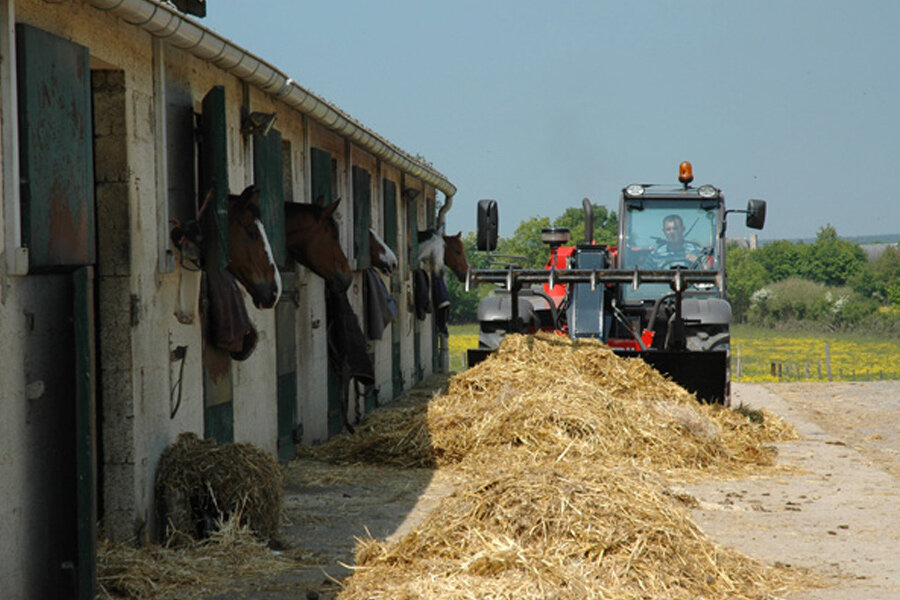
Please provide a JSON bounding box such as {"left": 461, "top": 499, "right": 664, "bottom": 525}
{"left": 225, "top": 186, "right": 282, "bottom": 310}
{"left": 369, "top": 228, "right": 398, "bottom": 275}
{"left": 417, "top": 228, "right": 469, "bottom": 282}
{"left": 284, "top": 198, "right": 353, "bottom": 293}
{"left": 170, "top": 185, "right": 282, "bottom": 310}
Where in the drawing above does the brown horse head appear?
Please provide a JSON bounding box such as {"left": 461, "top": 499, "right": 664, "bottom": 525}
{"left": 226, "top": 186, "right": 282, "bottom": 309}
{"left": 442, "top": 231, "right": 469, "bottom": 282}
{"left": 369, "top": 228, "right": 398, "bottom": 275}
{"left": 285, "top": 199, "right": 352, "bottom": 293}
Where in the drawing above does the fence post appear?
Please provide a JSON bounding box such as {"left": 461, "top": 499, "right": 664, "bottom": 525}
{"left": 825, "top": 342, "right": 832, "bottom": 382}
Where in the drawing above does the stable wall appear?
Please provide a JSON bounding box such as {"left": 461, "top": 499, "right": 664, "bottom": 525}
{"left": 0, "top": 1, "right": 448, "bottom": 596}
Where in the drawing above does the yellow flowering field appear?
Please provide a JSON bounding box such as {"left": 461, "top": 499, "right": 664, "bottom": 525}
{"left": 448, "top": 323, "right": 479, "bottom": 371}
{"left": 449, "top": 324, "right": 900, "bottom": 382}
{"left": 731, "top": 325, "right": 900, "bottom": 383}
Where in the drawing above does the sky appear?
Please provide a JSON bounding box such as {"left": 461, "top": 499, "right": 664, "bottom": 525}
{"left": 202, "top": 1, "right": 900, "bottom": 242}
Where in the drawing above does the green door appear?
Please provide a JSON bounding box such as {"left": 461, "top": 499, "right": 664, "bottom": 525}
{"left": 73, "top": 267, "right": 97, "bottom": 600}
{"left": 353, "top": 166, "right": 371, "bottom": 269}
{"left": 16, "top": 24, "right": 95, "bottom": 269}
{"left": 310, "top": 147, "right": 333, "bottom": 207}
{"left": 255, "top": 129, "right": 296, "bottom": 460}
{"left": 311, "top": 148, "right": 343, "bottom": 436}
{"left": 407, "top": 192, "right": 421, "bottom": 383}
{"left": 275, "top": 274, "right": 298, "bottom": 462}
{"left": 253, "top": 128, "right": 286, "bottom": 267}
{"left": 428, "top": 196, "right": 439, "bottom": 373}
{"left": 353, "top": 167, "right": 377, "bottom": 410}
{"left": 199, "top": 86, "right": 233, "bottom": 443}
{"left": 383, "top": 179, "right": 402, "bottom": 398}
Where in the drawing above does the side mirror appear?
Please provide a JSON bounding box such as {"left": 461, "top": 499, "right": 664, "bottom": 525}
{"left": 477, "top": 199, "right": 498, "bottom": 251}
{"left": 746, "top": 199, "right": 766, "bottom": 230}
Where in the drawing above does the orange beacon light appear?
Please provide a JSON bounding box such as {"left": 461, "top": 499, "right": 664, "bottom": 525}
{"left": 678, "top": 161, "right": 694, "bottom": 186}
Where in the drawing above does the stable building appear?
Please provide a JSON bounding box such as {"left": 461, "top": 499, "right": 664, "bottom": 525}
{"left": 0, "top": 1, "right": 456, "bottom": 598}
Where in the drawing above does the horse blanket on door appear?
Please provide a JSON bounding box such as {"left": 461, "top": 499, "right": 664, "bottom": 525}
{"left": 205, "top": 267, "right": 258, "bottom": 361}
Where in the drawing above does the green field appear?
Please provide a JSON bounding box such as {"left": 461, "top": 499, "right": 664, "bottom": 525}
{"left": 448, "top": 323, "right": 900, "bottom": 382}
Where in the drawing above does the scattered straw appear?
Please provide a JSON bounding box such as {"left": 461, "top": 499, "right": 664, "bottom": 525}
{"left": 97, "top": 513, "right": 295, "bottom": 599}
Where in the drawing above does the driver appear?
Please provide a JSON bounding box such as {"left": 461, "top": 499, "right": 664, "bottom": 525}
{"left": 644, "top": 214, "right": 703, "bottom": 268}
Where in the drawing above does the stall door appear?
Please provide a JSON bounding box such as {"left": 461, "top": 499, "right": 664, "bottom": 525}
{"left": 353, "top": 166, "right": 376, "bottom": 412}
{"left": 199, "top": 86, "right": 233, "bottom": 443}
{"left": 16, "top": 24, "right": 97, "bottom": 600}
{"left": 427, "top": 196, "right": 439, "bottom": 373}
{"left": 311, "top": 147, "right": 343, "bottom": 437}
{"left": 406, "top": 192, "right": 421, "bottom": 383}
{"left": 383, "top": 179, "right": 402, "bottom": 398}
{"left": 255, "top": 128, "right": 296, "bottom": 461}
{"left": 17, "top": 23, "right": 95, "bottom": 269}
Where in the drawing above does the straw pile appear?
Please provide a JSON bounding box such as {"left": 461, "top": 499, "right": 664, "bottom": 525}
{"left": 342, "top": 455, "right": 799, "bottom": 600}
{"left": 307, "top": 333, "right": 808, "bottom": 599}
{"left": 308, "top": 333, "right": 797, "bottom": 477}
{"left": 155, "top": 432, "right": 283, "bottom": 543}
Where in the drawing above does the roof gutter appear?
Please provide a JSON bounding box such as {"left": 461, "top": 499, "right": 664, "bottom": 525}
{"left": 85, "top": 0, "right": 457, "bottom": 200}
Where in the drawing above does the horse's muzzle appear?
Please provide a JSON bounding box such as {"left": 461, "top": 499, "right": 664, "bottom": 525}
{"left": 251, "top": 283, "right": 281, "bottom": 309}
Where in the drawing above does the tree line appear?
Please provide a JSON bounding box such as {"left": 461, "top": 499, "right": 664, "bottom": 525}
{"left": 447, "top": 208, "right": 900, "bottom": 335}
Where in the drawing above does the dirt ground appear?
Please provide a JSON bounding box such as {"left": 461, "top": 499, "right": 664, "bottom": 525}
{"left": 204, "top": 378, "right": 900, "bottom": 600}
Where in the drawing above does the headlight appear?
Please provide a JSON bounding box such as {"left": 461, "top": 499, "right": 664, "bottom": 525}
{"left": 624, "top": 184, "right": 644, "bottom": 198}
{"left": 698, "top": 185, "right": 718, "bottom": 198}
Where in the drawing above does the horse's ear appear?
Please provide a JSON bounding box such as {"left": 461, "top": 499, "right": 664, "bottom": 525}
{"left": 322, "top": 198, "right": 340, "bottom": 219}
{"left": 454, "top": 231, "right": 462, "bottom": 239}
{"left": 242, "top": 185, "right": 261, "bottom": 206}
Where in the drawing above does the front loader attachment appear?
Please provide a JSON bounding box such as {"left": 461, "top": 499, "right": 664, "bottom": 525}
{"left": 613, "top": 349, "right": 728, "bottom": 404}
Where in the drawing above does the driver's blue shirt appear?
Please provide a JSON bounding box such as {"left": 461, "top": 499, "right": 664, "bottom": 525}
{"left": 644, "top": 240, "right": 703, "bottom": 269}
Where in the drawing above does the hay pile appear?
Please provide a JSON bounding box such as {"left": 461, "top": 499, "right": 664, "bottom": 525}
{"left": 309, "top": 333, "right": 807, "bottom": 599}
{"left": 97, "top": 515, "right": 295, "bottom": 599}
{"left": 155, "top": 432, "right": 283, "bottom": 543}
{"left": 309, "top": 333, "right": 797, "bottom": 476}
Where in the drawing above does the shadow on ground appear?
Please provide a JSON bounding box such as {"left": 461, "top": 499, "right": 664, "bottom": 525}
{"left": 204, "top": 373, "right": 455, "bottom": 600}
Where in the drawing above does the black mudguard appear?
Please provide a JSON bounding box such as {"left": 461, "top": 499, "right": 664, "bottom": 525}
{"left": 614, "top": 349, "right": 728, "bottom": 404}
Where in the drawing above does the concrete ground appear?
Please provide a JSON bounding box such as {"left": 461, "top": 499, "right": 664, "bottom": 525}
{"left": 681, "top": 382, "right": 900, "bottom": 600}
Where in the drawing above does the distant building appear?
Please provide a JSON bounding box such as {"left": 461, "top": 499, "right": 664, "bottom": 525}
{"left": 860, "top": 243, "right": 897, "bottom": 261}
{"left": 726, "top": 234, "right": 759, "bottom": 249}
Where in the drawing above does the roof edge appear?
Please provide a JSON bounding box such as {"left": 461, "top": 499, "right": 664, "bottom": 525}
{"left": 86, "top": 0, "right": 457, "bottom": 198}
